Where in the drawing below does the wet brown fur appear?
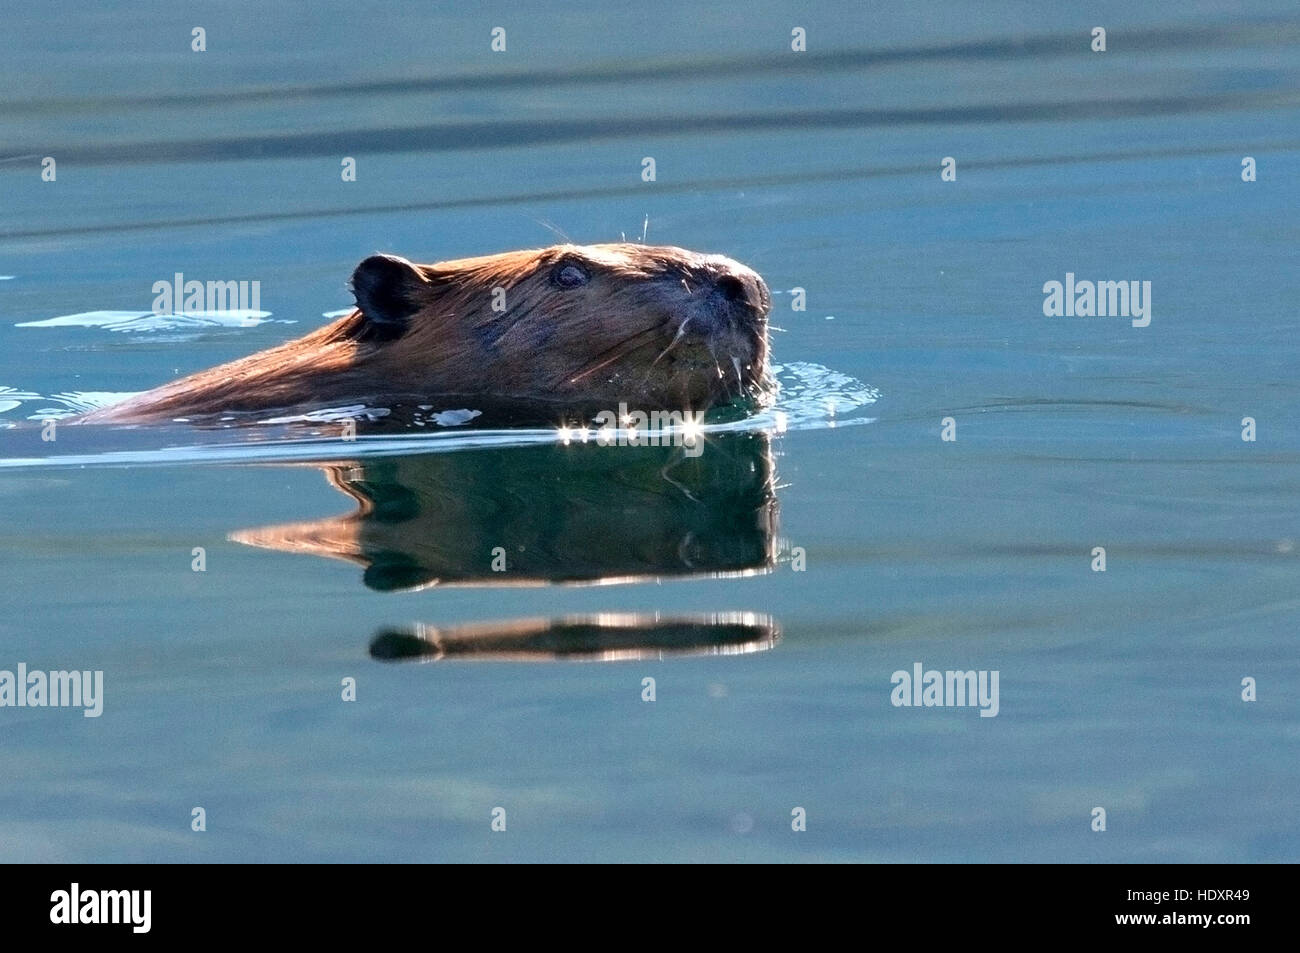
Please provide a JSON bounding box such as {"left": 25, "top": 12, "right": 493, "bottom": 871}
{"left": 80, "top": 243, "right": 770, "bottom": 424}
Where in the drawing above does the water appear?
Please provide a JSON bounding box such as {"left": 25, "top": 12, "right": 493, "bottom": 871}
{"left": 1, "top": 1, "right": 1297, "bottom": 862}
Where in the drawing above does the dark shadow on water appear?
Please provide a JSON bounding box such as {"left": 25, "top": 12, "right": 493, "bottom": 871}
{"left": 230, "top": 430, "right": 778, "bottom": 592}
{"left": 370, "top": 612, "right": 780, "bottom": 662}
{"left": 11, "top": 20, "right": 1298, "bottom": 114}
{"left": 10, "top": 139, "right": 1298, "bottom": 240}
{"left": 17, "top": 92, "right": 1299, "bottom": 169}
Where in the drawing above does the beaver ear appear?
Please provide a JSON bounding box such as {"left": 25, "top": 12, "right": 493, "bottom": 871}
{"left": 350, "top": 254, "right": 427, "bottom": 339}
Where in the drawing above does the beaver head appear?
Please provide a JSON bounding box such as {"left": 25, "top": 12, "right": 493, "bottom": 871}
{"left": 81, "top": 243, "right": 772, "bottom": 425}
{"left": 346, "top": 242, "right": 771, "bottom": 415}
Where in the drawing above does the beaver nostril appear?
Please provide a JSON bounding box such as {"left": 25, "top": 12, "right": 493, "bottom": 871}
{"left": 716, "top": 274, "right": 747, "bottom": 303}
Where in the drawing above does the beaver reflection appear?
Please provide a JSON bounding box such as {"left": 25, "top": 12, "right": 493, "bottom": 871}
{"left": 370, "top": 613, "right": 780, "bottom": 662}
{"left": 230, "top": 431, "right": 777, "bottom": 592}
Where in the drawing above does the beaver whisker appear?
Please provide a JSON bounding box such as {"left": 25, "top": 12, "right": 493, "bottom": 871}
{"left": 702, "top": 342, "right": 739, "bottom": 402}
{"left": 705, "top": 352, "right": 736, "bottom": 401}
{"left": 652, "top": 318, "right": 692, "bottom": 367}
{"left": 562, "top": 323, "right": 665, "bottom": 386}
{"left": 634, "top": 320, "right": 697, "bottom": 393}
{"left": 532, "top": 217, "right": 572, "bottom": 243}
{"left": 731, "top": 355, "right": 744, "bottom": 391}
{"left": 667, "top": 364, "right": 717, "bottom": 415}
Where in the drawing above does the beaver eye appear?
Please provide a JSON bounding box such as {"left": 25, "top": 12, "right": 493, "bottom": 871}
{"left": 551, "top": 261, "right": 590, "bottom": 289}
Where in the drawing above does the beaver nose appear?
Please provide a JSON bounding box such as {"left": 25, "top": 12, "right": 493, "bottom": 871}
{"left": 716, "top": 274, "right": 747, "bottom": 302}
{"left": 710, "top": 267, "right": 770, "bottom": 316}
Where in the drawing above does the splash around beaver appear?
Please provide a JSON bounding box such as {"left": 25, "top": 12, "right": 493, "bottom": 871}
{"left": 78, "top": 243, "right": 772, "bottom": 427}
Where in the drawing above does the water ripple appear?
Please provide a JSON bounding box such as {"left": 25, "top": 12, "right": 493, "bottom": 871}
{"left": 0, "top": 361, "right": 878, "bottom": 469}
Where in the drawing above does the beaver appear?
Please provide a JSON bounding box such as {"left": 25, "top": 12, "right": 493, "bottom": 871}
{"left": 79, "top": 243, "right": 771, "bottom": 425}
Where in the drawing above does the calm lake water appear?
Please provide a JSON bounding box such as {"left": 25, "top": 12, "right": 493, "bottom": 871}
{"left": 1, "top": 1, "right": 1297, "bottom": 862}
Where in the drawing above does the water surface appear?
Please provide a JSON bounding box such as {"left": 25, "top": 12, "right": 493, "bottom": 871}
{"left": 1, "top": 1, "right": 1297, "bottom": 862}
